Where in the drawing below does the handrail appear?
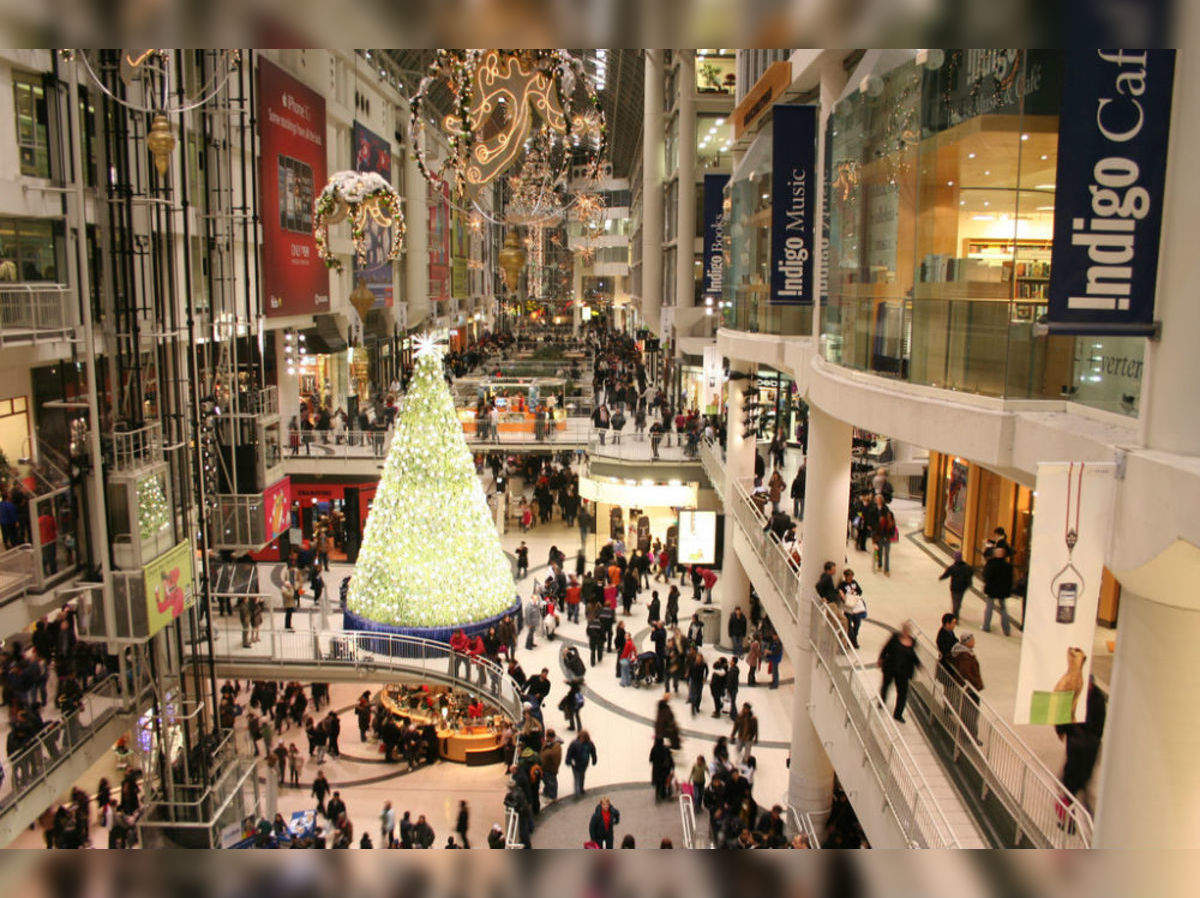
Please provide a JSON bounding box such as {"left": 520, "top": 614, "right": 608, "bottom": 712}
{"left": 698, "top": 436, "right": 726, "bottom": 499}
{"left": 906, "top": 619, "right": 1094, "bottom": 848}
{"left": 503, "top": 805, "right": 522, "bottom": 849}
{"left": 807, "top": 593, "right": 961, "bottom": 848}
{"left": 725, "top": 480, "right": 958, "bottom": 847}
{"left": 287, "top": 428, "right": 394, "bottom": 459}
{"left": 201, "top": 625, "right": 525, "bottom": 722}
{"left": 0, "top": 675, "right": 124, "bottom": 813}
{"left": 0, "top": 283, "right": 75, "bottom": 346}
{"left": 785, "top": 802, "right": 821, "bottom": 848}
{"left": 679, "top": 792, "right": 699, "bottom": 848}
{"left": 586, "top": 427, "right": 699, "bottom": 462}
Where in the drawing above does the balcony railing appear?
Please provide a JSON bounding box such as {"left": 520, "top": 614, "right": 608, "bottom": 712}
{"left": 727, "top": 476, "right": 1091, "bottom": 848}
{"left": 698, "top": 436, "right": 726, "bottom": 500}
{"left": 103, "top": 421, "right": 164, "bottom": 473}
{"left": 212, "top": 493, "right": 267, "bottom": 549}
{"left": 587, "top": 428, "right": 699, "bottom": 462}
{"left": 906, "top": 620, "right": 1094, "bottom": 848}
{"left": 0, "top": 283, "right": 75, "bottom": 345}
{"left": 0, "top": 543, "right": 35, "bottom": 607}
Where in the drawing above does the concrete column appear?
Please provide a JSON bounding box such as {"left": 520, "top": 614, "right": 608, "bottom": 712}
{"left": 404, "top": 144, "right": 430, "bottom": 330}
{"left": 675, "top": 51, "right": 697, "bottom": 318}
{"left": 1141, "top": 30, "right": 1200, "bottom": 455}
{"left": 641, "top": 50, "right": 665, "bottom": 336}
{"left": 717, "top": 361, "right": 756, "bottom": 639}
{"left": 1094, "top": 587, "right": 1200, "bottom": 847}
{"left": 788, "top": 404, "right": 852, "bottom": 815}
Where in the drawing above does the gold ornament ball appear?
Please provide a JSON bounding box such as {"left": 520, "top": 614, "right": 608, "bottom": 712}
{"left": 146, "top": 114, "right": 175, "bottom": 177}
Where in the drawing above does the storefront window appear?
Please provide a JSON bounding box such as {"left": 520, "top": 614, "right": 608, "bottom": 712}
{"left": 13, "top": 71, "right": 49, "bottom": 178}
{"left": 0, "top": 217, "right": 60, "bottom": 282}
{"left": 823, "top": 51, "right": 1139, "bottom": 414}
{"left": 722, "top": 123, "right": 812, "bottom": 336}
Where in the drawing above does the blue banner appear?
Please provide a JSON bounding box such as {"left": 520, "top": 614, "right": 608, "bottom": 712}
{"left": 701, "top": 174, "right": 729, "bottom": 301}
{"left": 770, "top": 105, "right": 817, "bottom": 305}
{"left": 1047, "top": 50, "right": 1175, "bottom": 335}
{"left": 352, "top": 121, "right": 394, "bottom": 310}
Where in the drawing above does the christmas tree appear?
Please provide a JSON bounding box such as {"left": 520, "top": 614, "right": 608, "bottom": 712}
{"left": 346, "top": 336, "right": 516, "bottom": 628}
{"left": 137, "top": 475, "right": 170, "bottom": 541}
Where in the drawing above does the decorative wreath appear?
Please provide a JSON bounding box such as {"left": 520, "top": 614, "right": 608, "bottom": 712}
{"left": 313, "top": 171, "right": 406, "bottom": 273}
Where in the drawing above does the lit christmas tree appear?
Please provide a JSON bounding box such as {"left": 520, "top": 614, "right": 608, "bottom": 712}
{"left": 137, "top": 475, "right": 170, "bottom": 542}
{"left": 346, "top": 336, "right": 516, "bottom": 629}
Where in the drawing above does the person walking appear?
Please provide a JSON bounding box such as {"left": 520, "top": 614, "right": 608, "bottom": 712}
{"left": 838, "top": 569, "right": 867, "bottom": 649}
{"left": 540, "top": 729, "right": 563, "bottom": 801}
{"left": 588, "top": 796, "right": 620, "bottom": 848}
{"left": 731, "top": 703, "right": 759, "bottom": 763}
{"left": 727, "top": 607, "right": 748, "bottom": 657}
{"left": 380, "top": 800, "right": 396, "bottom": 847}
{"left": 725, "top": 658, "right": 741, "bottom": 720}
{"left": 686, "top": 650, "right": 707, "bottom": 715}
{"left": 939, "top": 552, "right": 974, "bottom": 619}
{"left": 950, "top": 632, "right": 985, "bottom": 743}
{"left": 311, "top": 770, "right": 331, "bottom": 816}
{"left": 870, "top": 495, "right": 897, "bottom": 575}
{"left": 649, "top": 737, "right": 674, "bottom": 801}
{"left": 566, "top": 730, "right": 598, "bottom": 796}
{"left": 878, "top": 622, "right": 921, "bottom": 723}
{"left": 709, "top": 657, "right": 728, "bottom": 719}
{"left": 981, "top": 546, "right": 1014, "bottom": 636}
{"left": 558, "top": 682, "right": 584, "bottom": 732}
{"left": 455, "top": 800, "right": 471, "bottom": 849}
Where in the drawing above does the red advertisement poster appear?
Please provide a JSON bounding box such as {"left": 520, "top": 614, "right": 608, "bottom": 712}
{"left": 263, "top": 476, "right": 292, "bottom": 541}
{"left": 258, "top": 59, "right": 329, "bottom": 317}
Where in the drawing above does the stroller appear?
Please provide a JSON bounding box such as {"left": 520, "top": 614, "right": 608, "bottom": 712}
{"left": 632, "top": 651, "right": 660, "bottom": 688}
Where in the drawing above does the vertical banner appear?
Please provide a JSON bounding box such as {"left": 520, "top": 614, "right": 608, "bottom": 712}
{"left": 702, "top": 173, "right": 729, "bottom": 300}
{"left": 450, "top": 208, "right": 469, "bottom": 300}
{"left": 770, "top": 104, "right": 817, "bottom": 305}
{"left": 258, "top": 59, "right": 329, "bottom": 317}
{"left": 428, "top": 186, "right": 451, "bottom": 305}
{"left": 351, "top": 122, "right": 394, "bottom": 309}
{"left": 1046, "top": 50, "right": 1175, "bottom": 335}
{"left": 263, "top": 475, "right": 292, "bottom": 542}
{"left": 1015, "top": 462, "right": 1116, "bottom": 725}
{"left": 143, "top": 541, "right": 195, "bottom": 637}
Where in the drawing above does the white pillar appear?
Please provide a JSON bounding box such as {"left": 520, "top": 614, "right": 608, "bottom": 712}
{"left": 1093, "top": 588, "right": 1200, "bottom": 847}
{"left": 675, "top": 51, "right": 697, "bottom": 316}
{"left": 404, "top": 145, "right": 430, "bottom": 330}
{"left": 812, "top": 55, "right": 848, "bottom": 344}
{"left": 641, "top": 50, "right": 665, "bottom": 337}
{"left": 788, "top": 404, "right": 851, "bottom": 815}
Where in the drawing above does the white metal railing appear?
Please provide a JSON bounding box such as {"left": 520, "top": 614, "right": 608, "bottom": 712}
{"left": 504, "top": 805, "right": 522, "bottom": 849}
{"left": 906, "top": 620, "right": 1093, "bottom": 848}
{"left": 0, "top": 675, "right": 123, "bottom": 813}
{"left": 785, "top": 803, "right": 821, "bottom": 848}
{"left": 245, "top": 386, "right": 278, "bottom": 417}
{"left": 807, "top": 594, "right": 961, "bottom": 848}
{"left": 587, "top": 427, "right": 697, "bottom": 462}
{"left": 679, "top": 792, "right": 699, "bottom": 848}
{"left": 200, "top": 625, "right": 525, "bottom": 722}
{"left": 727, "top": 479, "right": 957, "bottom": 847}
{"left": 698, "top": 437, "right": 726, "bottom": 500}
{"left": 728, "top": 478, "right": 801, "bottom": 623}
{"left": 0, "top": 283, "right": 74, "bottom": 344}
{"left": 0, "top": 543, "right": 35, "bottom": 606}
{"left": 104, "top": 420, "right": 164, "bottom": 472}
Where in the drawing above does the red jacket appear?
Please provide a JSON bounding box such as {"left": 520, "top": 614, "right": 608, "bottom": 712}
{"left": 468, "top": 636, "right": 485, "bottom": 657}
{"left": 620, "top": 640, "right": 637, "bottom": 661}
{"left": 450, "top": 631, "right": 469, "bottom": 654}
{"left": 700, "top": 569, "right": 718, "bottom": 589}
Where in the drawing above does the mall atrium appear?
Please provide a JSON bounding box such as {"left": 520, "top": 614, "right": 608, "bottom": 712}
{"left": 0, "top": 46, "right": 1192, "bottom": 853}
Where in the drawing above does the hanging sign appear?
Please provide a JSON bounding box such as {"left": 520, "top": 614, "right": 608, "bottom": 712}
{"left": 770, "top": 105, "right": 817, "bottom": 306}
{"left": 351, "top": 121, "right": 394, "bottom": 309}
{"left": 1015, "top": 462, "right": 1116, "bottom": 725}
{"left": 702, "top": 174, "right": 730, "bottom": 300}
{"left": 1046, "top": 50, "right": 1175, "bottom": 336}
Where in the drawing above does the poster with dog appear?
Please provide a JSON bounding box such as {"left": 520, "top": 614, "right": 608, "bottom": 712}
{"left": 1015, "top": 462, "right": 1115, "bottom": 725}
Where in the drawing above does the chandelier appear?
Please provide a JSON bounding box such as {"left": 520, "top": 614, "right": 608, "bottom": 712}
{"left": 313, "top": 171, "right": 406, "bottom": 273}
{"left": 409, "top": 49, "right": 606, "bottom": 226}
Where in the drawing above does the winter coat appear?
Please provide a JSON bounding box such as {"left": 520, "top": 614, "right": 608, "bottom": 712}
{"left": 982, "top": 556, "right": 1014, "bottom": 599}
{"left": 878, "top": 634, "right": 920, "bottom": 680}
{"left": 951, "top": 644, "right": 984, "bottom": 692}
{"left": 939, "top": 559, "right": 974, "bottom": 593}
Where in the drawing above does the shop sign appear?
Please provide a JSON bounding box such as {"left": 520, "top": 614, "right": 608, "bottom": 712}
{"left": 1015, "top": 462, "right": 1115, "bottom": 725}
{"left": 351, "top": 121, "right": 394, "bottom": 309}
{"left": 1047, "top": 50, "right": 1175, "bottom": 336}
{"left": 142, "top": 540, "right": 195, "bottom": 638}
{"left": 263, "top": 476, "right": 292, "bottom": 542}
{"left": 258, "top": 59, "right": 329, "bottom": 317}
{"left": 732, "top": 60, "right": 792, "bottom": 139}
{"left": 677, "top": 510, "right": 717, "bottom": 564}
{"left": 770, "top": 105, "right": 817, "bottom": 306}
{"left": 701, "top": 174, "right": 729, "bottom": 301}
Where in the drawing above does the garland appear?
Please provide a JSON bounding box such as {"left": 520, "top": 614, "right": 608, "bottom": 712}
{"left": 313, "top": 171, "right": 406, "bottom": 273}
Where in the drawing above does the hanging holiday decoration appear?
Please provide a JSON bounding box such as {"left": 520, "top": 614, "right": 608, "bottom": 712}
{"left": 313, "top": 170, "right": 406, "bottom": 273}
{"left": 498, "top": 229, "right": 527, "bottom": 292}
{"left": 409, "top": 49, "right": 607, "bottom": 226}
{"left": 345, "top": 337, "right": 517, "bottom": 629}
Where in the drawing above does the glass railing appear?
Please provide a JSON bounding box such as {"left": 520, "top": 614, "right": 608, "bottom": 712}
{"left": 698, "top": 436, "right": 726, "bottom": 501}
{"left": 906, "top": 620, "right": 1093, "bottom": 848}
{"left": 197, "top": 625, "right": 524, "bottom": 722}
{"left": 212, "top": 494, "right": 267, "bottom": 549}
{"left": 587, "top": 427, "right": 700, "bottom": 462}
{"left": 727, "top": 478, "right": 801, "bottom": 623}
{"left": 0, "top": 543, "right": 34, "bottom": 606}
{"left": 0, "top": 675, "right": 123, "bottom": 814}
